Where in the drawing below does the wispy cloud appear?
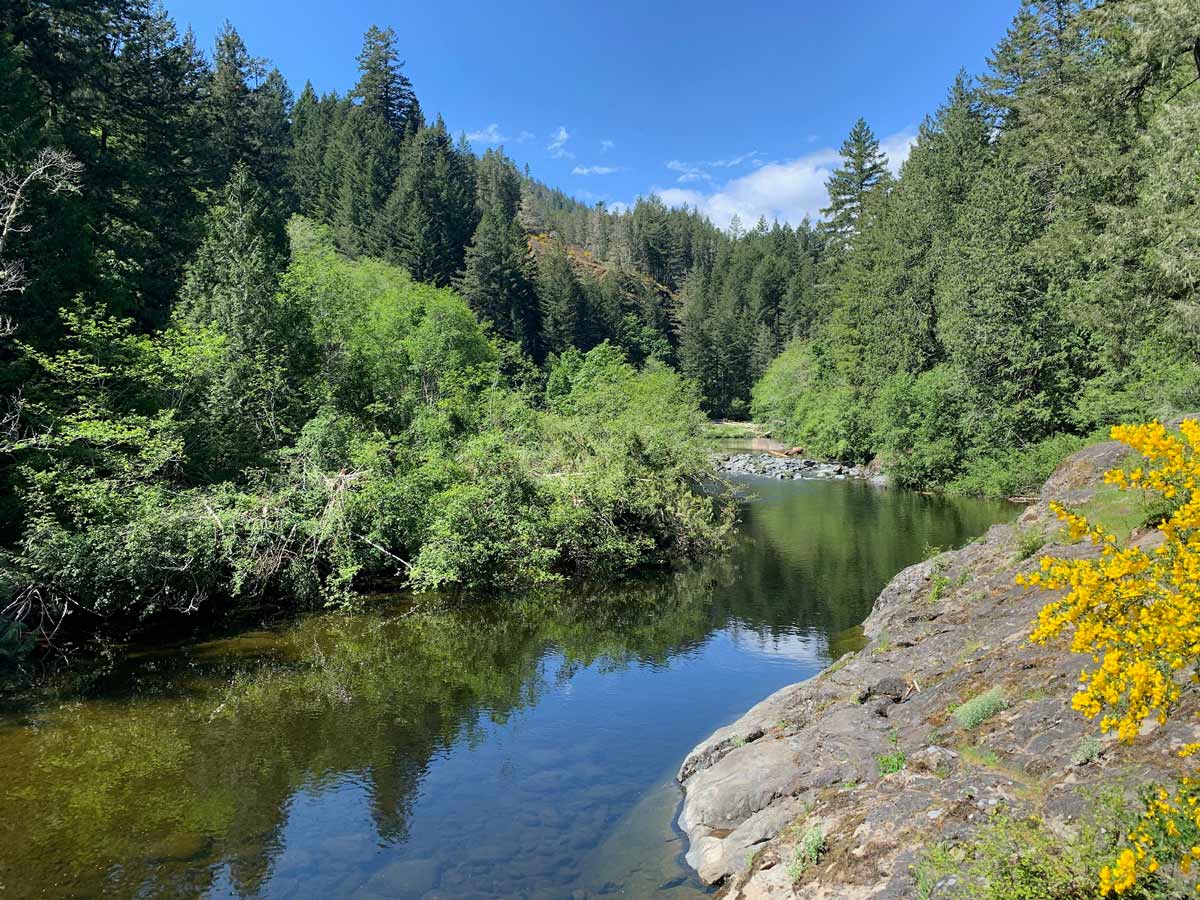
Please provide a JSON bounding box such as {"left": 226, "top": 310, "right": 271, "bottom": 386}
{"left": 572, "top": 164, "right": 622, "bottom": 175}
{"left": 466, "top": 123, "right": 508, "bottom": 144}
{"left": 517, "top": 130, "right": 535, "bottom": 143}
{"left": 655, "top": 128, "right": 916, "bottom": 230}
{"left": 547, "top": 125, "right": 573, "bottom": 159}
{"left": 665, "top": 160, "right": 711, "bottom": 183}
{"left": 664, "top": 151, "right": 762, "bottom": 184}
{"left": 600, "top": 139, "right": 615, "bottom": 152}
{"left": 705, "top": 150, "right": 763, "bottom": 168}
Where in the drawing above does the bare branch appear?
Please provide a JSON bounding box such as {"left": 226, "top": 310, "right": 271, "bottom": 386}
{"left": 0, "top": 148, "right": 84, "bottom": 299}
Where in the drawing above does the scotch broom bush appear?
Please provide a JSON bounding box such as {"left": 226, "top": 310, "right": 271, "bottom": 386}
{"left": 1018, "top": 419, "right": 1200, "bottom": 894}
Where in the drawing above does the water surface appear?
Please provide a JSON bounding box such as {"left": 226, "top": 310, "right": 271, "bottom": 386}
{"left": 2, "top": 478, "right": 1014, "bottom": 899}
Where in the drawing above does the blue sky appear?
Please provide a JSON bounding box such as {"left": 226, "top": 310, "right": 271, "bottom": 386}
{"left": 163, "top": 0, "right": 1018, "bottom": 229}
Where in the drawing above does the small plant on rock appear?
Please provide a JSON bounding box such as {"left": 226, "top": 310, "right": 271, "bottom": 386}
{"left": 787, "top": 825, "right": 826, "bottom": 881}
{"left": 929, "top": 573, "right": 952, "bottom": 603}
{"left": 877, "top": 730, "right": 907, "bottom": 775}
{"left": 1015, "top": 525, "right": 1048, "bottom": 561}
{"left": 1071, "top": 737, "right": 1102, "bottom": 767}
{"left": 952, "top": 687, "right": 1007, "bottom": 729}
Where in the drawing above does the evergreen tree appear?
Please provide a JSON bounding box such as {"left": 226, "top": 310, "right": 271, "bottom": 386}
{"left": 207, "top": 22, "right": 263, "bottom": 179}
{"left": 289, "top": 82, "right": 326, "bottom": 216}
{"left": 821, "top": 118, "right": 891, "bottom": 245}
{"left": 352, "top": 25, "right": 418, "bottom": 136}
{"left": 537, "top": 245, "right": 582, "bottom": 355}
{"left": 457, "top": 207, "right": 538, "bottom": 357}
{"left": 377, "top": 119, "right": 478, "bottom": 285}
{"left": 179, "top": 165, "right": 286, "bottom": 344}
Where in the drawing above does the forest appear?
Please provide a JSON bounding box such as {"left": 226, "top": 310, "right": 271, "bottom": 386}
{"left": 1, "top": 0, "right": 1198, "bottom": 658}
{"left": 0, "top": 4, "right": 735, "bottom": 657}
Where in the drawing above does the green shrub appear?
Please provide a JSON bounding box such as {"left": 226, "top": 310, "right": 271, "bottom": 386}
{"left": 952, "top": 687, "right": 1007, "bottom": 729}
{"left": 870, "top": 366, "right": 973, "bottom": 488}
{"left": 947, "top": 432, "right": 1101, "bottom": 499}
{"left": 751, "top": 340, "right": 872, "bottom": 462}
{"left": 2, "top": 235, "right": 733, "bottom": 645}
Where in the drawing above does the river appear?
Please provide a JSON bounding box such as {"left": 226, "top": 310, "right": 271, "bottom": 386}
{"left": 0, "top": 475, "right": 1014, "bottom": 899}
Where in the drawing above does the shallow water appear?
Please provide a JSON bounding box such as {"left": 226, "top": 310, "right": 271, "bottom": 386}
{"left": 1, "top": 478, "right": 1014, "bottom": 899}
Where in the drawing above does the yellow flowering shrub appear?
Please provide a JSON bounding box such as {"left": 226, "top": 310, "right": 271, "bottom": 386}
{"left": 1017, "top": 419, "right": 1200, "bottom": 895}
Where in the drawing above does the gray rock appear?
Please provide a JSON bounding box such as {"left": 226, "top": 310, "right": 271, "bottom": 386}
{"left": 678, "top": 438, "right": 1200, "bottom": 896}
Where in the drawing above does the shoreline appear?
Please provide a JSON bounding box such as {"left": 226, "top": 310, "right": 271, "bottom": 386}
{"left": 675, "top": 439, "right": 1196, "bottom": 898}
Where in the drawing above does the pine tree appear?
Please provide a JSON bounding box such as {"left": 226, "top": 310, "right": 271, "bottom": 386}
{"left": 208, "top": 22, "right": 263, "bottom": 178}
{"left": 352, "top": 25, "right": 418, "bottom": 136}
{"left": 330, "top": 106, "right": 400, "bottom": 256}
{"left": 178, "top": 164, "right": 286, "bottom": 345}
{"left": 821, "top": 118, "right": 891, "bottom": 245}
{"left": 475, "top": 150, "right": 522, "bottom": 221}
{"left": 377, "top": 118, "right": 477, "bottom": 284}
{"left": 537, "top": 245, "right": 582, "bottom": 354}
{"left": 935, "top": 156, "right": 1080, "bottom": 449}
{"left": 289, "top": 82, "right": 326, "bottom": 216}
{"left": 457, "top": 207, "right": 539, "bottom": 357}
{"left": 518, "top": 185, "right": 543, "bottom": 234}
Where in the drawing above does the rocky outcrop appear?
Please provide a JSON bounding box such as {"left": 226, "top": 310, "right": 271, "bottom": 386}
{"left": 677, "top": 440, "right": 1200, "bottom": 897}
{"left": 715, "top": 454, "right": 888, "bottom": 485}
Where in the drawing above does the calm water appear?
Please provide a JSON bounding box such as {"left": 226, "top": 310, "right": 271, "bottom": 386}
{"left": 1, "top": 478, "right": 1014, "bottom": 900}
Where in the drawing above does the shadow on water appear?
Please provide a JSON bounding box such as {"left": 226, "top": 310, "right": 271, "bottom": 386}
{"left": 0, "top": 478, "right": 1014, "bottom": 899}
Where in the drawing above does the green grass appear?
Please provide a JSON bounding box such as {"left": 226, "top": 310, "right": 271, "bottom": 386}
{"left": 1068, "top": 483, "right": 1176, "bottom": 543}
{"left": 945, "top": 431, "right": 1105, "bottom": 499}
{"left": 912, "top": 798, "right": 1169, "bottom": 900}
{"left": 952, "top": 687, "right": 1008, "bottom": 729}
{"left": 872, "top": 627, "right": 893, "bottom": 655}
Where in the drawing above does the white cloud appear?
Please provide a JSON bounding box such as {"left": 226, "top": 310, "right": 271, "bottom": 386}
{"left": 665, "top": 159, "right": 711, "bottom": 183}
{"left": 466, "top": 123, "right": 508, "bottom": 144}
{"left": 655, "top": 148, "right": 841, "bottom": 230}
{"left": 600, "top": 139, "right": 615, "bottom": 152}
{"left": 664, "top": 151, "right": 761, "bottom": 184}
{"left": 880, "top": 127, "right": 918, "bottom": 176}
{"left": 607, "top": 200, "right": 629, "bottom": 214}
{"left": 705, "top": 150, "right": 762, "bottom": 168}
{"left": 547, "top": 125, "right": 573, "bottom": 159}
{"left": 572, "top": 165, "right": 621, "bottom": 175}
{"left": 654, "top": 129, "right": 916, "bottom": 230}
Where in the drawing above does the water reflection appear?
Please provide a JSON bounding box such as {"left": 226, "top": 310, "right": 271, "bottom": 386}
{"left": 1, "top": 479, "right": 1013, "bottom": 899}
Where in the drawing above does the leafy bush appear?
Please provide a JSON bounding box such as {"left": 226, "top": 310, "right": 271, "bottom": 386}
{"left": 870, "top": 366, "right": 973, "bottom": 488}
{"left": 1014, "top": 527, "right": 1048, "bottom": 561}
{"left": 751, "top": 340, "right": 872, "bottom": 462}
{"left": 1, "top": 225, "right": 732, "bottom": 646}
{"left": 947, "top": 431, "right": 1101, "bottom": 498}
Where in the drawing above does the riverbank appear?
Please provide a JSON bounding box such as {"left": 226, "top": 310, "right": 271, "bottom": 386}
{"left": 676, "top": 439, "right": 1197, "bottom": 897}
{"left": 714, "top": 453, "right": 887, "bottom": 485}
